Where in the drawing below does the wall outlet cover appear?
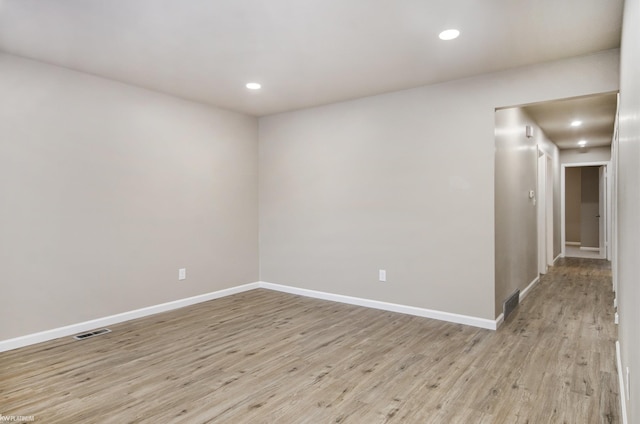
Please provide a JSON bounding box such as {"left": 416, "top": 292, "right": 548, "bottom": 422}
{"left": 379, "top": 269, "right": 386, "bottom": 282}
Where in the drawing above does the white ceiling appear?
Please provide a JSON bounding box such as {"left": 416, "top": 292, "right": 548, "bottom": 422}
{"left": 0, "top": 0, "right": 624, "bottom": 116}
{"left": 523, "top": 93, "right": 618, "bottom": 150}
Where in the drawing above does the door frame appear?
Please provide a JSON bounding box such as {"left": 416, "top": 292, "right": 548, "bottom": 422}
{"left": 560, "top": 161, "right": 611, "bottom": 259}
{"left": 537, "top": 149, "right": 554, "bottom": 274}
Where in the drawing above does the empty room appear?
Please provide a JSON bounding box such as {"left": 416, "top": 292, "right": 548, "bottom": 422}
{"left": 1, "top": 1, "right": 639, "bottom": 423}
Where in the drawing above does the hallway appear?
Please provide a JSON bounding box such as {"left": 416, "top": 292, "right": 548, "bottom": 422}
{"left": 504, "top": 257, "right": 620, "bottom": 423}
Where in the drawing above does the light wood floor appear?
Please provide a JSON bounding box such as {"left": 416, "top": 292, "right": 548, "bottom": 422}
{"left": 1, "top": 258, "right": 619, "bottom": 423}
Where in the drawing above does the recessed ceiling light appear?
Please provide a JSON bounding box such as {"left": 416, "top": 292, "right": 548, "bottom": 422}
{"left": 439, "top": 29, "right": 460, "bottom": 41}
{"left": 570, "top": 120, "right": 582, "bottom": 127}
{"left": 578, "top": 140, "right": 587, "bottom": 147}
{"left": 246, "top": 82, "right": 261, "bottom": 90}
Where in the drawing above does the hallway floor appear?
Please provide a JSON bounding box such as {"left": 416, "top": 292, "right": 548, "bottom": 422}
{"left": 0, "top": 259, "right": 620, "bottom": 423}
{"left": 565, "top": 244, "right": 603, "bottom": 259}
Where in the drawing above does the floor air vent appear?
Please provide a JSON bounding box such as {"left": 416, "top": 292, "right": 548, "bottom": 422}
{"left": 73, "top": 328, "right": 111, "bottom": 341}
{"left": 503, "top": 289, "right": 520, "bottom": 321}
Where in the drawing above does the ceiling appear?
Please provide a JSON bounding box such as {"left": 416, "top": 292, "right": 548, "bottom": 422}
{"left": 0, "top": 0, "right": 624, "bottom": 116}
{"left": 523, "top": 93, "right": 618, "bottom": 150}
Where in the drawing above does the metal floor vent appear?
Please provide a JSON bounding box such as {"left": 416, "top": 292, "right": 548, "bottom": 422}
{"left": 73, "top": 328, "right": 111, "bottom": 341}
{"left": 503, "top": 289, "right": 520, "bottom": 321}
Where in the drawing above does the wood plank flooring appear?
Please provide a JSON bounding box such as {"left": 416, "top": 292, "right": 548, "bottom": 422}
{"left": 0, "top": 258, "right": 619, "bottom": 423}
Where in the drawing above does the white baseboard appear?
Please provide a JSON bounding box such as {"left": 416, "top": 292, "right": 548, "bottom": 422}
{"left": 553, "top": 253, "right": 563, "bottom": 264}
{"left": 0, "top": 282, "right": 260, "bottom": 353}
{"left": 1, "top": 280, "right": 503, "bottom": 352}
{"left": 580, "top": 246, "right": 600, "bottom": 252}
{"left": 566, "top": 241, "right": 581, "bottom": 246}
{"left": 616, "top": 341, "right": 629, "bottom": 424}
{"left": 259, "top": 281, "right": 499, "bottom": 330}
{"left": 520, "top": 276, "right": 540, "bottom": 302}
{"left": 494, "top": 313, "right": 504, "bottom": 329}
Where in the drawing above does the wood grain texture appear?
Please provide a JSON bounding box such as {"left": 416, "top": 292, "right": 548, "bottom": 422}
{"left": 0, "top": 258, "right": 619, "bottom": 423}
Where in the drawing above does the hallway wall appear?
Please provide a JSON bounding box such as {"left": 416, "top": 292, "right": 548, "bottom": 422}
{"left": 495, "top": 107, "right": 559, "bottom": 317}
{"left": 560, "top": 146, "right": 611, "bottom": 163}
{"left": 615, "top": 0, "right": 640, "bottom": 420}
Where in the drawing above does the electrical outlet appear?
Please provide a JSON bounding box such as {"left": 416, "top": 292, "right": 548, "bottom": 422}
{"left": 379, "top": 269, "right": 386, "bottom": 282}
{"left": 178, "top": 268, "right": 186, "bottom": 281}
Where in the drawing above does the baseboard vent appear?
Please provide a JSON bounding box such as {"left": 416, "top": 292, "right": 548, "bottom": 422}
{"left": 503, "top": 289, "right": 520, "bottom": 321}
{"left": 73, "top": 328, "right": 111, "bottom": 341}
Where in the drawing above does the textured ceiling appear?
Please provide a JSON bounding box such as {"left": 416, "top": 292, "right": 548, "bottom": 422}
{"left": 0, "top": 0, "right": 624, "bottom": 116}
{"left": 523, "top": 93, "right": 618, "bottom": 150}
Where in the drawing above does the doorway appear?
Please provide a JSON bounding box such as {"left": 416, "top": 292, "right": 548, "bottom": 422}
{"left": 561, "top": 162, "right": 609, "bottom": 259}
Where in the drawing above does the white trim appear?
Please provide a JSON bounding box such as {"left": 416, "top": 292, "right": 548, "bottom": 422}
{"left": 259, "top": 281, "right": 499, "bottom": 330}
{"left": 560, "top": 161, "right": 611, "bottom": 261}
{"left": 616, "top": 341, "right": 629, "bottom": 424}
{"left": 520, "top": 276, "right": 540, "bottom": 302}
{"left": 553, "top": 253, "right": 563, "bottom": 264}
{"left": 580, "top": 246, "right": 600, "bottom": 252}
{"left": 494, "top": 313, "right": 504, "bottom": 329}
{"left": 561, "top": 165, "right": 565, "bottom": 258}
{"left": 565, "top": 241, "right": 581, "bottom": 246}
{"left": 537, "top": 151, "right": 547, "bottom": 274}
{"left": 0, "top": 283, "right": 260, "bottom": 353}
{"left": 1, "top": 280, "right": 505, "bottom": 352}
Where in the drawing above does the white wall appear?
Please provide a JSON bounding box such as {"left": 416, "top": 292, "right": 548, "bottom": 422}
{"left": 0, "top": 54, "right": 259, "bottom": 341}
{"left": 615, "top": 0, "right": 640, "bottom": 421}
{"left": 560, "top": 146, "right": 611, "bottom": 163}
{"left": 259, "top": 50, "right": 619, "bottom": 322}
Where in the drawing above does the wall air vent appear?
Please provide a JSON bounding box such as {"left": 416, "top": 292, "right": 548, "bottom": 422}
{"left": 73, "top": 328, "right": 111, "bottom": 341}
{"left": 503, "top": 289, "right": 520, "bottom": 321}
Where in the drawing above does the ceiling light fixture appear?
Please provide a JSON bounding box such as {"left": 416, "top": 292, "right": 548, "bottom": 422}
{"left": 570, "top": 120, "right": 582, "bottom": 127}
{"left": 439, "top": 29, "right": 460, "bottom": 41}
{"left": 246, "top": 82, "right": 261, "bottom": 90}
{"left": 578, "top": 140, "right": 587, "bottom": 147}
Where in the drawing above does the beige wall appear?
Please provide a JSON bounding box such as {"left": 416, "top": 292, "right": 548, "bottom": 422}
{"left": 0, "top": 54, "right": 259, "bottom": 340}
{"left": 565, "top": 167, "right": 582, "bottom": 243}
{"left": 560, "top": 146, "right": 611, "bottom": 163}
{"left": 616, "top": 0, "right": 640, "bottom": 421}
{"left": 495, "top": 107, "right": 560, "bottom": 317}
{"left": 0, "top": 48, "right": 623, "bottom": 341}
{"left": 580, "top": 167, "right": 600, "bottom": 248}
{"left": 260, "top": 50, "right": 619, "bottom": 321}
